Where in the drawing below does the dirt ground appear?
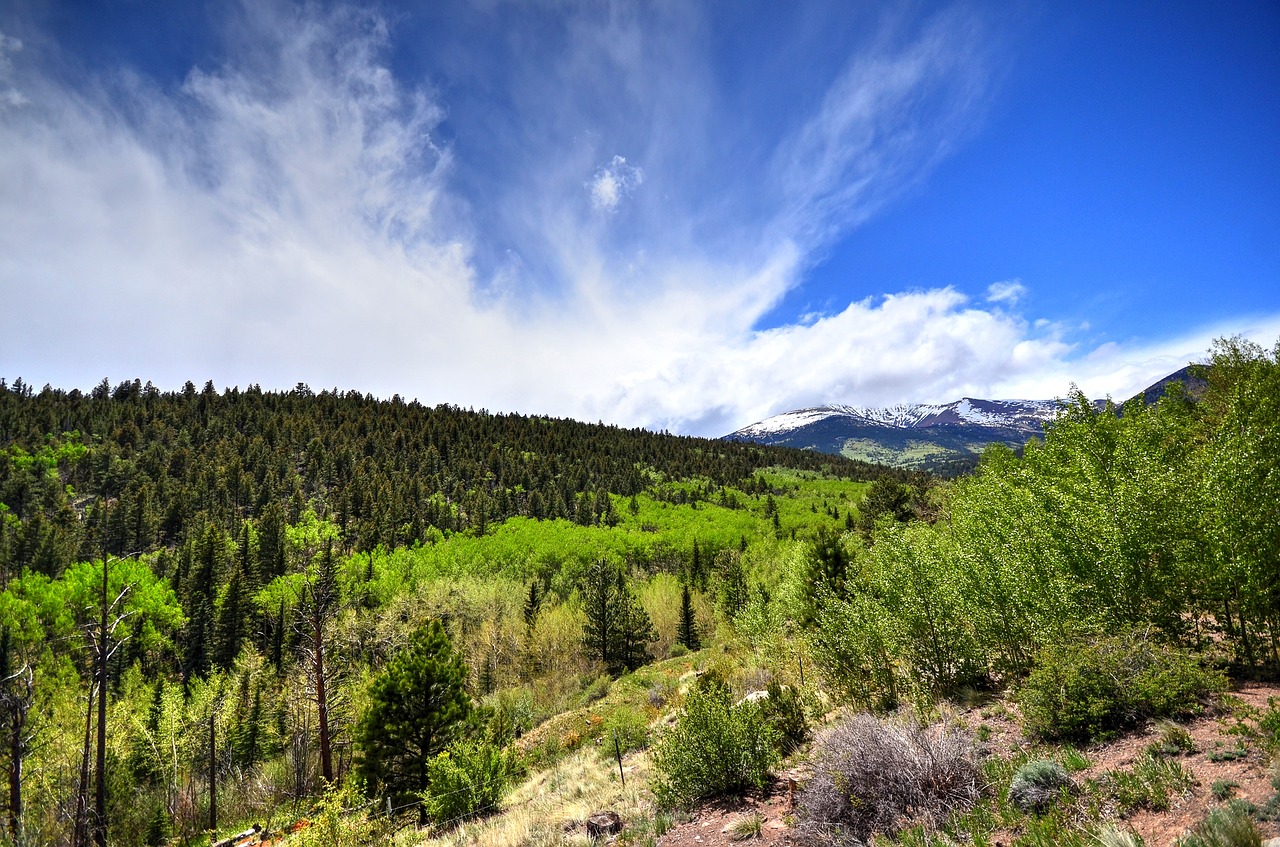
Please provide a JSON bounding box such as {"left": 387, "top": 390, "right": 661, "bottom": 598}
{"left": 654, "top": 683, "right": 1280, "bottom": 847}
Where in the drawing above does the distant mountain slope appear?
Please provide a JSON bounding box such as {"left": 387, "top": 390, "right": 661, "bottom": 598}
{"left": 1131, "top": 364, "right": 1207, "bottom": 405}
{"left": 725, "top": 368, "right": 1201, "bottom": 474}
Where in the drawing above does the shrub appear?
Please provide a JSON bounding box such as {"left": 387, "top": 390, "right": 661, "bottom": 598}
{"left": 1149, "top": 721, "right": 1197, "bottom": 757}
{"left": 1176, "top": 801, "right": 1261, "bottom": 847}
{"left": 1018, "top": 635, "right": 1226, "bottom": 742}
{"left": 1259, "top": 698, "right": 1280, "bottom": 751}
{"left": 602, "top": 704, "right": 651, "bottom": 757}
{"left": 1009, "top": 759, "right": 1074, "bottom": 813}
{"left": 795, "top": 714, "right": 979, "bottom": 846}
{"left": 650, "top": 678, "right": 779, "bottom": 808}
{"left": 420, "top": 740, "right": 522, "bottom": 826}
{"left": 758, "top": 681, "right": 810, "bottom": 755}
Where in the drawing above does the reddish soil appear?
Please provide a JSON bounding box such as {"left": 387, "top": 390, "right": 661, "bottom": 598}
{"left": 655, "top": 769, "right": 804, "bottom": 847}
{"left": 656, "top": 683, "right": 1280, "bottom": 847}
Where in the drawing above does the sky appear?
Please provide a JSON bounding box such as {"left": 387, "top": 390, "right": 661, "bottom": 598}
{"left": 1, "top": 1, "right": 1277, "bottom": 437}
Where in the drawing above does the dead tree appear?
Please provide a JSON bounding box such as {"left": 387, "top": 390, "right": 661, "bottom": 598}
{"left": 0, "top": 630, "right": 34, "bottom": 846}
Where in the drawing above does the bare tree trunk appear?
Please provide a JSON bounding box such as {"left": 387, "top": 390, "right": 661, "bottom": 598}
{"left": 73, "top": 682, "right": 94, "bottom": 847}
{"left": 2, "top": 666, "right": 32, "bottom": 846}
{"left": 314, "top": 614, "right": 333, "bottom": 784}
{"left": 94, "top": 552, "right": 108, "bottom": 847}
{"left": 208, "top": 707, "right": 217, "bottom": 845}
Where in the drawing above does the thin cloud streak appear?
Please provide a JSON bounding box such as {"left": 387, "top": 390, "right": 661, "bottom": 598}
{"left": 0, "top": 5, "right": 1275, "bottom": 437}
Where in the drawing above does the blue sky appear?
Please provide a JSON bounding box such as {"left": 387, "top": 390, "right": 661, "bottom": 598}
{"left": 1, "top": 1, "right": 1277, "bottom": 436}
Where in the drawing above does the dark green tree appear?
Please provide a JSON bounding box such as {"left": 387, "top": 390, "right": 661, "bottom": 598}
{"left": 354, "top": 621, "right": 471, "bottom": 808}
{"left": 581, "top": 559, "right": 655, "bottom": 674}
{"left": 801, "top": 526, "right": 852, "bottom": 624}
{"left": 676, "top": 583, "right": 700, "bottom": 651}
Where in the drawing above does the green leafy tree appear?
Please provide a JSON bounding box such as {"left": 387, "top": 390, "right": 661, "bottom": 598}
{"left": 354, "top": 621, "right": 471, "bottom": 808}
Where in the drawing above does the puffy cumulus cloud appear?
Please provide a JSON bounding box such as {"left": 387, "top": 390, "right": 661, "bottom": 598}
{"left": 986, "top": 278, "right": 1025, "bottom": 304}
{"left": 992, "top": 314, "right": 1280, "bottom": 406}
{"left": 587, "top": 154, "right": 643, "bottom": 212}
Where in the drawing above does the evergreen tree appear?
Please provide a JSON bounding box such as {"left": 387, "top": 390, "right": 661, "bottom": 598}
{"left": 677, "top": 583, "right": 700, "bottom": 651}
{"left": 581, "top": 559, "right": 621, "bottom": 670}
{"left": 801, "top": 526, "right": 851, "bottom": 624}
{"left": 616, "top": 591, "right": 657, "bottom": 673}
{"left": 581, "top": 559, "right": 655, "bottom": 674}
{"left": 213, "top": 564, "right": 246, "bottom": 669}
{"left": 354, "top": 621, "right": 470, "bottom": 808}
{"left": 522, "top": 580, "right": 542, "bottom": 629}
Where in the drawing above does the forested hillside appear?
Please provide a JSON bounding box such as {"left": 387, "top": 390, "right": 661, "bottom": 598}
{"left": 0, "top": 375, "right": 902, "bottom": 846}
{"left": 1, "top": 336, "right": 1277, "bottom": 847}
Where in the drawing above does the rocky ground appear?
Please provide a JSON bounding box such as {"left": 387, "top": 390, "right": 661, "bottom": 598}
{"left": 655, "top": 683, "right": 1280, "bottom": 847}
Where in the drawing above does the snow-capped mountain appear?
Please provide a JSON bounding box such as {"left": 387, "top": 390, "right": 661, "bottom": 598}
{"left": 724, "top": 367, "right": 1200, "bottom": 474}
{"left": 731, "top": 398, "right": 1062, "bottom": 440}
{"left": 724, "top": 395, "right": 1095, "bottom": 474}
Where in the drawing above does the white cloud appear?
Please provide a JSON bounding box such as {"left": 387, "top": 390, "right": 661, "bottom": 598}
{"left": 587, "top": 154, "right": 643, "bottom": 212}
{"left": 0, "top": 30, "right": 27, "bottom": 108}
{"left": 986, "top": 278, "right": 1026, "bottom": 304}
{"left": 1, "top": 4, "right": 1274, "bottom": 439}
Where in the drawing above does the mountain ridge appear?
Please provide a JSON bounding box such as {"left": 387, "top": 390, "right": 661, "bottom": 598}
{"left": 724, "top": 368, "right": 1199, "bottom": 474}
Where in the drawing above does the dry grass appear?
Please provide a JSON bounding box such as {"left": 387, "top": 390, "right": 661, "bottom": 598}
{"left": 404, "top": 747, "right": 656, "bottom": 847}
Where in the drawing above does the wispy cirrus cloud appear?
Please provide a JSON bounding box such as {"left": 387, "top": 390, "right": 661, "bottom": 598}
{"left": 1, "top": 2, "right": 1265, "bottom": 437}
{"left": 986, "top": 279, "right": 1026, "bottom": 304}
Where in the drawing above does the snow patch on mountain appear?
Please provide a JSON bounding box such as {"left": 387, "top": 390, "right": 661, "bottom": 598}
{"left": 729, "top": 397, "right": 1063, "bottom": 439}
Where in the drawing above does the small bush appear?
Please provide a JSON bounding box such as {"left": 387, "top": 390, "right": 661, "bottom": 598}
{"left": 1258, "top": 698, "right": 1280, "bottom": 751}
{"left": 420, "top": 740, "right": 522, "bottom": 826}
{"left": 1008, "top": 759, "right": 1074, "bottom": 813}
{"left": 795, "top": 714, "right": 979, "bottom": 846}
{"left": 1208, "top": 745, "right": 1250, "bottom": 763}
{"left": 1211, "top": 780, "right": 1240, "bottom": 801}
{"left": 758, "top": 681, "right": 810, "bottom": 755}
{"left": 1061, "top": 747, "right": 1092, "bottom": 772}
{"left": 1018, "top": 635, "right": 1226, "bottom": 742}
{"left": 1149, "top": 721, "right": 1197, "bottom": 757}
{"left": 602, "top": 704, "right": 651, "bottom": 757}
{"left": 650, "top": 678, "right": 779, "bottom": 808}
{"left": 729, "top": 812, "right": 763, "bottom": 841}
{"left": 1176, "top": 801, "right": 1261, "bottom": 847}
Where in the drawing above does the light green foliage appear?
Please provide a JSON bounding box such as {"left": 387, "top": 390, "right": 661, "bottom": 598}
{"left": 420, "top": 739, "right": 522, "bottom": 826}
{"left": 1018, "top": 635, "right": 1226, "bottom": 742}
{"left": 601, "top": 703, "right": 651, "bottom": 757}
{"left": 650, "top": 675, "right": 780, "bottom": 808}
{"left": 0, "top": 553, "right": 184, "bottom": 662}
{"left": 289, "top": 786, "right": 386, "bottom": 847}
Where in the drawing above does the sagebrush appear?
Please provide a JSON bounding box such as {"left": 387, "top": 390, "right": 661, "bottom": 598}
{"left": 795, "top": 714, "right": 979, "bottom": 846}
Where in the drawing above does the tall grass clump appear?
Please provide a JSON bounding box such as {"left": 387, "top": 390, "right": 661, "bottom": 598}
{"left": 795, "top": 714, "right": 979, "bottom": 846}
{"left": 1176, "top": 801, "right": 1262, "bottom": 847}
